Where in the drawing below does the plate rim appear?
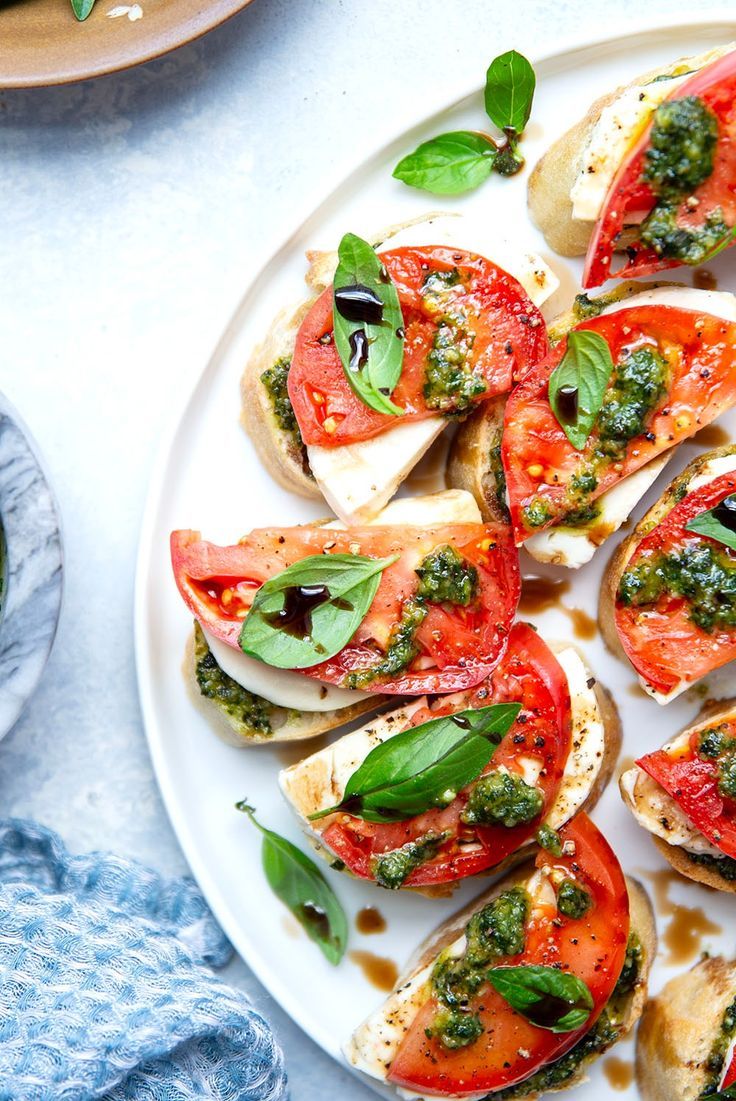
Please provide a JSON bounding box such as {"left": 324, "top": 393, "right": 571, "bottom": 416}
{"left": 134, "top": 5, "right": 736, "bottom": 1084}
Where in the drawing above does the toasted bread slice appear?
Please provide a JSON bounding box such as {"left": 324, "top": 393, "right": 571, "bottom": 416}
{"left": 527, "top": 45, "right": 735, "bottom": 257}
{"left": 637, "top": 956, "right": 736, "bottom": 1101}
{"left": 345, "top": 871, "right": 655, "bottom": 1098}
{"left": 279, "top": 641, "right": 621, "bottom": 894}
{"left": 620, "top": 697, "right": 736, "bottom": 892}
{"left": 185, "top": 623, "right": 378, "bottom": 747}
{"left": 599, "top": 444, "right": 736, "bottom": 698}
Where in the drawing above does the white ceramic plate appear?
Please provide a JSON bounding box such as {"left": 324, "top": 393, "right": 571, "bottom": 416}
{"left": 136, "top": 13, "right": 736, "bottom": 1099}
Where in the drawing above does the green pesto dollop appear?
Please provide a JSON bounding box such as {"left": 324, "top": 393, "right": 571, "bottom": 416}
{"left": 596, "top": 346, "right": 669, "bottom": 455}
{"left": 688, "top": 850, "right": 736, "bottom": 883}
{"left": 429, "top": 887, "right": 530, "bottom": 1049}
{"left": 347, "top": 544, "right": 478, "bottom": 688}
{"left": 557, "top": 879, "right": 592, "bottom": 919}
{"left": 370, "top": 831, "right": 448, "bottom": 890}
{"left": 536, "top": 824, "right": 563, "bottom": 855}
{"left": 640, "top": 203, "right": 730, "bottom": 265}
{"left": 415, "top": 544, "right": 479, "bottom": 606}
{"left": 644, "top": 96, "right": 719, "bottom": 194}
{"left": 421, "top": 268, "right": 483, "bottom": 415}
{"left": 260, "top": 357, "right": 311, "bottom": 473}
{"left": 193, "top": 622, "right": 273, "bottom": 737}
{"left": 696, "top": 725, "right": 736, "bottom": 802}
{"left": 461, "top": 770, "right": 543, "bottom": 829}
{"left": 703, "top": 994, "right": 736, "bottom": 1092}
{"left": 489, "top": 440, "right": 511, "bottom": 520}
{"left": 523, "top": 498, "right": 553, "bottom": 529}
{"left": 618, "top": 543, "right": 736, "bottom": 634}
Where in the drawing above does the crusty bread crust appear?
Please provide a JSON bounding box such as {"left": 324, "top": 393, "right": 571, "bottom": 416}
{"left": 183, "top": 628, "right": 378, "bottom": 747}
{"left": 447, "top": 394, "right": 508, "bottom": 524}
{"left": 599, "top": 444, "right": 736, "bottom": 664}
{"left": 637, "top": 956, "right": 736, "bottom": 1101}
{"left": 395, "top": 874, "right": 656, "bottom": 1100}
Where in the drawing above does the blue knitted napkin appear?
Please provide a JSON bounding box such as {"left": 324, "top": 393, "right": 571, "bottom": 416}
{"left": 0, "top": 819, "right": 288, "bottom": 1101}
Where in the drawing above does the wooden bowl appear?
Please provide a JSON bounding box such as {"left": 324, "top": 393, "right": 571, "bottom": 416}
{"left": 0, "top": 0, "right": 256, "bottom": 88}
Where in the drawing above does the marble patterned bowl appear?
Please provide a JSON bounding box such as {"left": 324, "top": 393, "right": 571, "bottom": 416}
{"left": 0, "top": 393, "right": 63, "bottom": 740}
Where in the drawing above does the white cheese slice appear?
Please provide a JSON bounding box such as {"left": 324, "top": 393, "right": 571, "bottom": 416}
{"left": 203, "top": 491, "right": 477, "bottom": 712}
{"left": 344, "top": 865, "right": 556, "bottom": 1098}
{"left": 525, "top": 451, "right": 671, "bottom": 569}
{"left": 570, "top": 44, "right": 735, "bottom": 223}
{"left": 308, "top": 212, "right": 559, "bottom": 526}
{"left": 621, "top": 760, "right": 722, "bottom": 857}
{"left": 527, "top": 285, "right": 736, "bottom": 568}
{"left": 279, "top": 642, "right": 606, "bottom": 858}
{"left": 635, "top": 450, "right": 736, "bottom": 704}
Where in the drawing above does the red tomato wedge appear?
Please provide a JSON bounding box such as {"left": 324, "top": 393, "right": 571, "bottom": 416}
{"left": 637, "top": 718, "right": 736, "bottom": 859}
{"left": 502, "top": 306, "right": 736, "bottom": 544}
{"left": 615, "top": 469, "right": 736, "bottom": 697}
{"left": 584, "top": 50, "right": 736, "bottom": 287}
{"left": 288, "top": 245, "right": 549, "bottom": 448}
{"left": 387, "top": 814, "right": 630, "bottom": 1096}
{"left": 319, "top": 624, "right": 571, "bottom": 887}
{"left": 170, "top": 520, "right": 520, "bottom": 695}
{"left": 723, "top": 1051, "right": 736, "bottom": 1089}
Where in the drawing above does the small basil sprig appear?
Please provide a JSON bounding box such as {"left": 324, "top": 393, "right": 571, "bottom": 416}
{"left": 333, "top": 233, "right": 405, "bottom": 416}
{"left": 237, "top": 801, "right": 347, "bottom": 965}
{"left": 488, "top": 965, "right": 594, "bottom": 1033}
{"left": 309, "top": 703, "right": 521, "bottom": 824}
{"left": 548, "top": 330, "right": 615, "bottom": 450}
{"left": 393, "top": 50, "right": 535, "bottom": 194}
{"left": 71, "top": 0, "right": 96, "bottom": 17}
{"left": 239, "top": 552, "right": 399, "bottom": 669}
{"left": 685, "top": 493, "right": 736, "bottom": 551}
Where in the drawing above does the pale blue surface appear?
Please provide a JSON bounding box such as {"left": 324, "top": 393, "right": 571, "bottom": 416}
{"left": 0, "top": 1, "right": 716, "bottom": 1096}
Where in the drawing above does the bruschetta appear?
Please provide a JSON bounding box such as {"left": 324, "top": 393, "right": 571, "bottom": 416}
{"left": 600, "top": 444, "right": 736, "bottom": 702}
{"left": 449, "top": 284, "right": 736, "bottom": 568}
{"left": 171, "top": 489, "right": 520, "bottom": 744}
{"left": 621, "top": 698, "right": 736, "bottom": 892}
{"left": 242, "top": 212, "right": 559, "bottom": 525}
{"left": 280, "top": 623, "right": 620, "bottom": 892}
{"left": 528, "top": 43, "right": 736, "bottom": 286}
{"left": 345, "top": 813, "right": 655, "bottom": 1098}
{"left": 637, "top": 956, "right": 736, "bottom": 1101}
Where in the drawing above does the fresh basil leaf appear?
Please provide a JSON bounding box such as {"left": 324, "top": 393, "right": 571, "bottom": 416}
{"left": 488, "top": 964, "right": 594, "bottom": 1033}
{"left": 236, "top": 801, "right": 347, "bottom": 965}
{"left": 685, "top": 493, "right": 736, "bottom": 551}
{"left": 71, "top": 0, "right": 96, "bottom": 17}
{"left": 309, "top": 703, "right": 521, "bottom": 823}
{"left": 392, "top": 131, "right": 497, "bottom": 196}
{"left": 548, "top": 329, "right": 615, "bottom": 450}
{"left": 239, "top": 552, "right": 399, "bottom": 669}
{"left": 333, "top": 233, "right": 405, "bottom": 416}
{"left": 484, "top": 50, "right": 536, "bottom": 135}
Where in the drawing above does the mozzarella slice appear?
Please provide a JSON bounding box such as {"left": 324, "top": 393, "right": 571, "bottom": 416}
{"left": 525, "top": 452, "right": 671, "bottom": 569}
{"left": 571, "top": 44, "right": 735, "bottom": 223}
{"left": 279, "top": 642, "right": 606, "bottom": 859}
{"left": 527, "top": 285, "right": 736, "bottom": 568}
{"left": 308, "top": 212, "right": 559, "bottom": 526}
{"left": 201, "top": 491, "right": 478, "bottom": 712}
{"left": 620, "top": 761, "right": 722, "bottom": 857}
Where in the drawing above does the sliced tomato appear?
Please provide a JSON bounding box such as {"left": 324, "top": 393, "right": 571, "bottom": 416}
{"left": 319, "top": 623, "right": 571, "bottom": 886}
{"left": 387, "top": 814, "right": 630, "bottom": 1096}
{"left": 637, "top": 718, "right": 736, "bottom": 859}
{"left": 723, "top": 1050, "right": 736, "bottom": 1089}
{"left": 288, "top": 245, "right": 549, "bottom": 448}
{"left": 615, "top": 469, "right": 736, "bottom": 697}
{"left": 170, "top": 520, "right": 519, "bottom": 695}
{"left": 502, "top": 306, "right": 736, "bottom": 544}
{"left": 584, "top": 50, "right": 736, "bottom": 287}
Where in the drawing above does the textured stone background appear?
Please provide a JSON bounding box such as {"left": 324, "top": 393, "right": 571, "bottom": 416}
{"left": 0, "top": 1, "right": 723, "bottom": 1095}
